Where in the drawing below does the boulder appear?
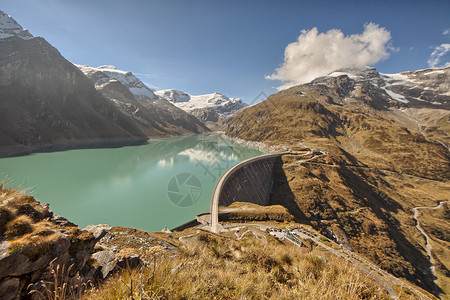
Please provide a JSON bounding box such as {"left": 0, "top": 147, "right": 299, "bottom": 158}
{"left": 91, "top": 249, "right": 142, "bottom": 279}
{"left": 92, "top": 250, "right": 116, "bottom": 279}
{"left": 83, "top": 224, "right": 111, "bottom": 241}
{"left": 0, "top": 277, "right": 23, "bottom": 300}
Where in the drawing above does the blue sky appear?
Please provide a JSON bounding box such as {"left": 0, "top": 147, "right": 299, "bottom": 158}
{"left": 1, "top": 0, "right": 449, "bottom": 103}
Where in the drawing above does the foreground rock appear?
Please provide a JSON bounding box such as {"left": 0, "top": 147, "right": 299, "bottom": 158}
{"left": 0, "top": 186, "right": 177, "bottom": 299}
{"left": 0, "top": 187, "right": 97, "bottom": 299}
{"left": 90, "top": 226, "right": 177, "bottom": 279}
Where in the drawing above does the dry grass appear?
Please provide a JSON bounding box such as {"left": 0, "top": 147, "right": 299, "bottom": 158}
{"left": 219, "top": 202, "right": 294, "bottom": 222}
{"left": 28, "top": 259, "right": 92, "bottom": 300}
{"left": 84, "top": 229, "right": 389, "bottom": 300}
{"left": 0, "top": 185, "right": 94, "bottom": 260}
{"left": 1, "top": 187, "right": 58, "bottom": 258}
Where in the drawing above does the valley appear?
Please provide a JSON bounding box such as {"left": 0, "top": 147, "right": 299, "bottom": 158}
{"left": 0, "top": 6, "right": 449, "bottom": 300}
{"left": 225, "top": 66, "right": 450, "bottom": 297}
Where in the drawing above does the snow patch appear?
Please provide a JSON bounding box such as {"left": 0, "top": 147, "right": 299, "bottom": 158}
{"left": 156, "top": 90, "right": 243, "bottom": 110}
{"left": 327, "top": 71, "right": 359, "bottom": 79}
{"left": 76, "top": 64, "right": 158, "bottom": 100}
{"left": 0, "top": 10, "right": 33, "bottom": 39}
{"left": 423, "top": 69, "right": 445, "bottom": 75}
{"left": 155, "top": 89, "right": 190, "bottom": 103}
{"left": 383, "top": 88, "right": 409, "bottom": 103}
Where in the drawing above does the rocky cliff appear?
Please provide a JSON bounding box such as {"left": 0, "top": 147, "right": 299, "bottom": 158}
{"left": 0, "top": 34, "right": 150, "bottom": 157}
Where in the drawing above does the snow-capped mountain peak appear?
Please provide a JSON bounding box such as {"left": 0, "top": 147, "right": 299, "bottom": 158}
{"left": 76, "top": 64, "right": 158, "bottom": 101}
{"left": 155, "top": 90, "right": 239, "bottom": 108}
{"left": 76, "top": 64, "right": 247, "bottom": 123}
{"left": 155, "top": 89, "right": 191, "bottom": 103}
{"left": 0, "top": 10, "right": 33, "bottom": 39}
{"left": 155, "top": 89, "right": 248, "bottom": 122}
{"left": 312, "top": 66, "right": 449, "bottom": 108}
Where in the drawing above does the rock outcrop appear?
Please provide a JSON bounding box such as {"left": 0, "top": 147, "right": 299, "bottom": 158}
{"left": 0, "top": 187, "right": 98, "bottom": 299}
{"left": 0, "top": 186, "right": 177, "bottom": 299}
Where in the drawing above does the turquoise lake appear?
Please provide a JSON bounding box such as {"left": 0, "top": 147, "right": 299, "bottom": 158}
{"left": 0, "top": 134, "right": 264, "bottom": 231}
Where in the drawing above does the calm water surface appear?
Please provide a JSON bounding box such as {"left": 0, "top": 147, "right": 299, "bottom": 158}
{"left": 0, "top": 134, "right": 264, "bottom": 231}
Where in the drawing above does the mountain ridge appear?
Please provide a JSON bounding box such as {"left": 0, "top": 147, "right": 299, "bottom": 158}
{"left": 0, "top": 10, "right": 209, "bottom": 157}
{"left": 76, "top": 64, "right": 210, "bottom": 137}
{"left": 76, "top": 64, "right": 159, "bottom": 101}
{"left": 225, "top": 65, "right": 450, "bottom": 296}
{"left": 155, "top": 89, "right": 248, "bottom": 123}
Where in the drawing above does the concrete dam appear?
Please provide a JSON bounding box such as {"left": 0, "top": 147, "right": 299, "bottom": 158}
{"left": 210, "top": 152, "right": 289, "bottom": 232}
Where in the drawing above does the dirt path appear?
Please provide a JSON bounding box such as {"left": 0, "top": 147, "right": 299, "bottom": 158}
{"left": 413, "top": 201, "right": 449, "bottom": 299}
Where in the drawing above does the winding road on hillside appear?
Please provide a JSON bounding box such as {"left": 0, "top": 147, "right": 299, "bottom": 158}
{"left": 413, "top": 201, "right": 449, "bottom": 299}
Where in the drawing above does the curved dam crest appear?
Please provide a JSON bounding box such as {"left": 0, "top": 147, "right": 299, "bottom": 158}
{"left": 210, "top": 152, "right": 290, "bottom": 232}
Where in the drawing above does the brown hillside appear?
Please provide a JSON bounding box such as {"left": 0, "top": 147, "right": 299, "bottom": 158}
{"left": 225, "top": 72, "right": 450, "bottom": 296}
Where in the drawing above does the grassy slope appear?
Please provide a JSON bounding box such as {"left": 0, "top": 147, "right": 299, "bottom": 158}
{"left": 225, "top": 85, "right": 450, "bottom": 294}
{"left": 1, "top": 188, "right": 400, "bottom": 299}
{"left": 84, "top": 227, "right": 396, "bottom": 300}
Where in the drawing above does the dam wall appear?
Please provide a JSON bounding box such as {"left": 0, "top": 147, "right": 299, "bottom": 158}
{"left": 210, "top": 151, "right": 289, "bottom": 232}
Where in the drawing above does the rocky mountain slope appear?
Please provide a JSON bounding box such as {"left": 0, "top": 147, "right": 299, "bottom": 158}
{"left": 0, "top": 32, "right": 145, "bottom": 157}
{"left": 155, "top": 89, "right": 247, "bottom": 123}
{"left": 225, "top": 66, "right": 450, "bottom": 297}
{"left": 76, "top": 65, "right": 158, "bottom": 101}
{"left": 76, "top": 65, "right": 209, "bottom": 137}
{"left": 0, "top": 11, "right": 208, "bottom": 157}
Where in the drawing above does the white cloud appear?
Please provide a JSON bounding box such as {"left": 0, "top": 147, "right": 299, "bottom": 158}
{"left": 428, "top": 43, "right": 450, "bottom": 68}
{"left": 266, "top": 23, "right": 393, "bottom": 90}
{"left": 443, "top": 28, "right": 450, "bottom": 36}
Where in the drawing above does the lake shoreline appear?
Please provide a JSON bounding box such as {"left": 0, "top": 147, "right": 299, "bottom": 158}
{"left": 0, "top": 133, "right": 264, "bottom": 232}
{"left": 0, "top": 131, "right": 213, "bottom": 158}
